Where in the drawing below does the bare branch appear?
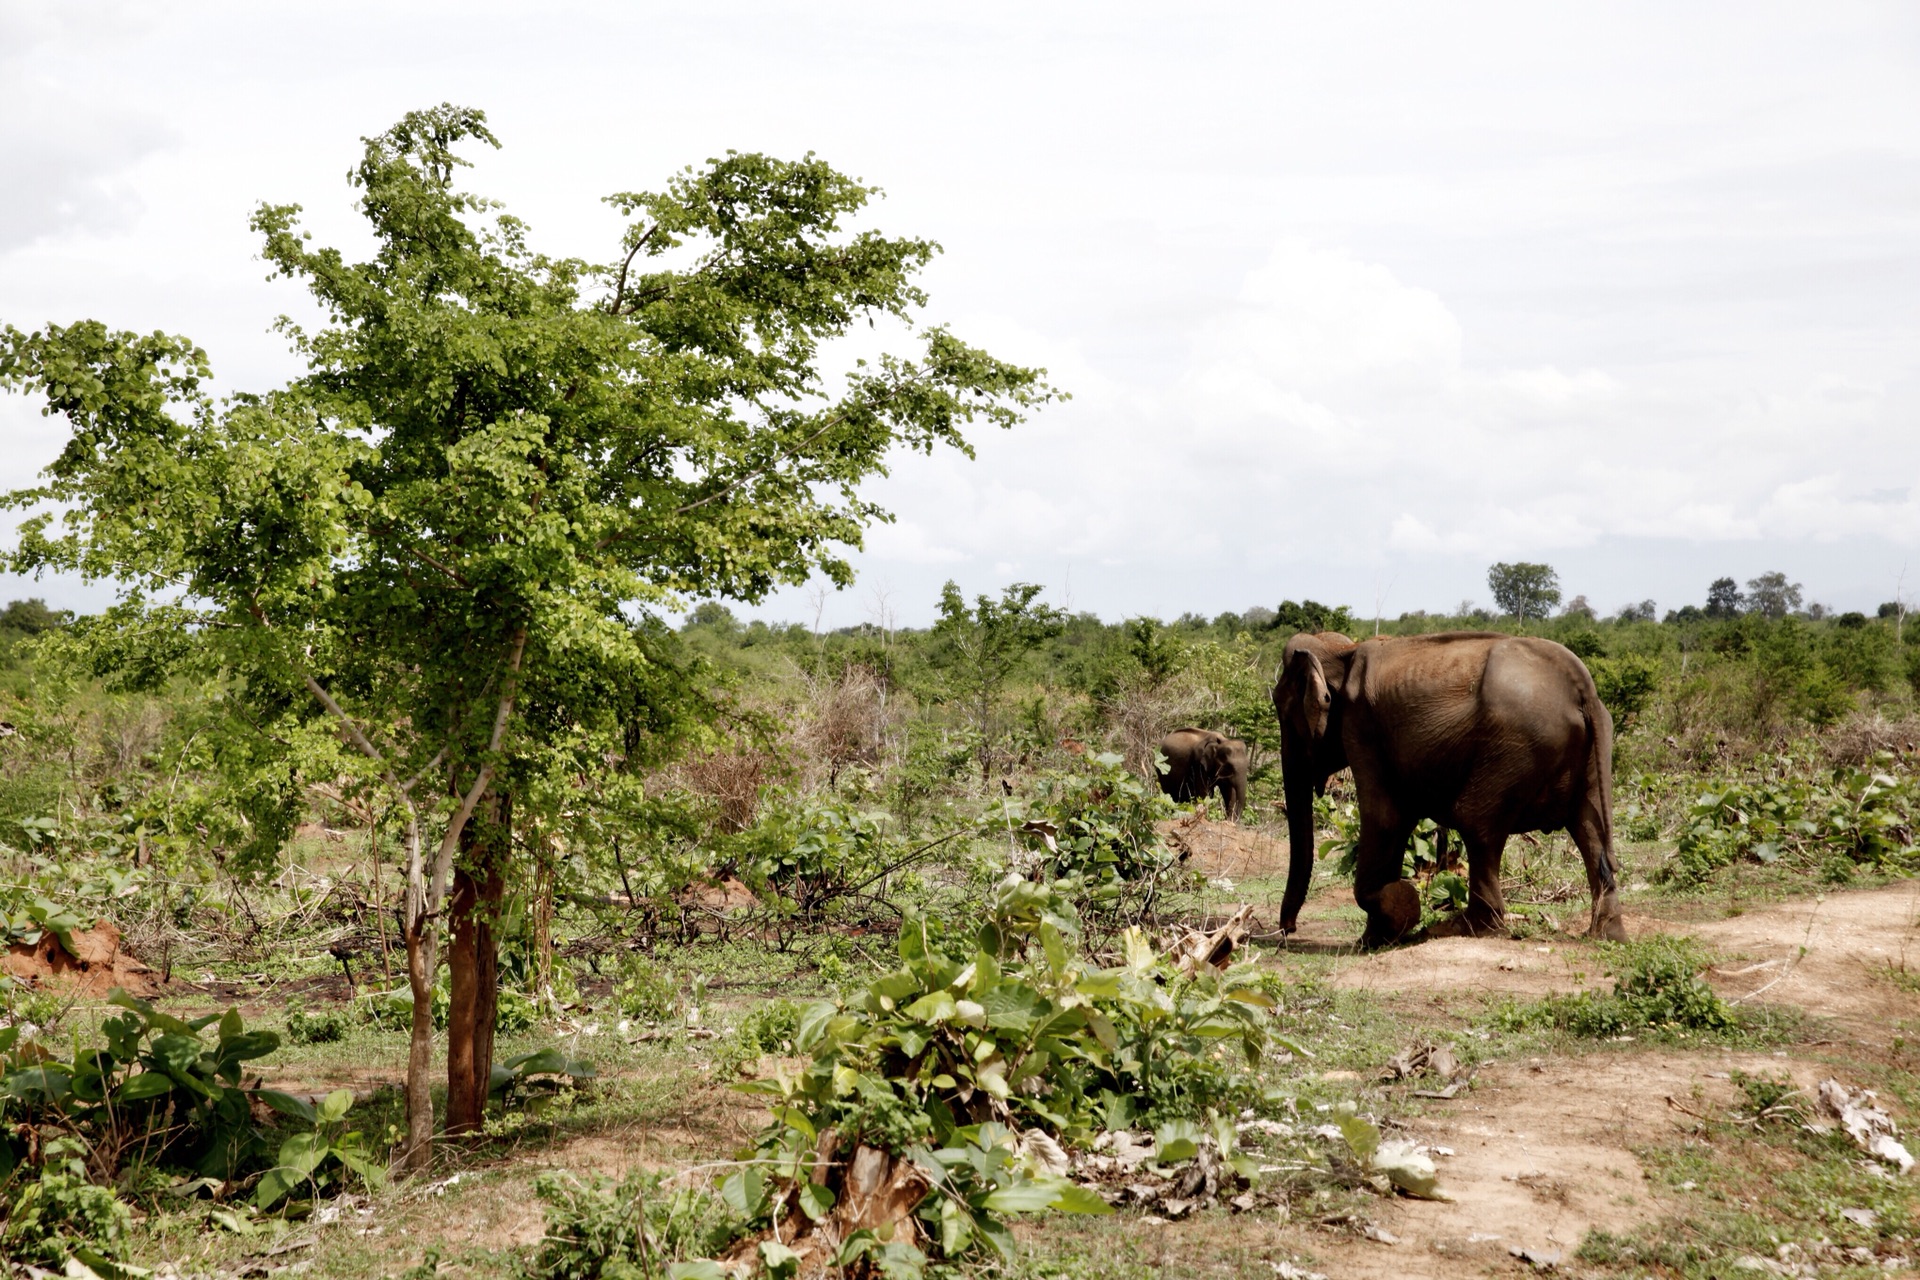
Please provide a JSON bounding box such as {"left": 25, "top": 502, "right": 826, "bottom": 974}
{"left": 606, "top": 223, "right": 661, "bottom": 316}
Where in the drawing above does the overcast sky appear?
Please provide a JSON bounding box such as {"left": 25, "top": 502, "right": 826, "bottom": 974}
{"left": 3, "top": 2, "right": 1917, "bottom": 627}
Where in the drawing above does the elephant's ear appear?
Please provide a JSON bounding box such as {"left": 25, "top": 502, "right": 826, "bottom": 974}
{"left": 1285, "top": 647, "right": 1333, "bottom": 741}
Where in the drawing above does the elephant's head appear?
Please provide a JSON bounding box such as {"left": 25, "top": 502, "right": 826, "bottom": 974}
{"left": 1202, "top": 733, "right": 1250, "bottom": 819}
{"left": 1271, "top": 631, "right": 1357, "bottom": 931}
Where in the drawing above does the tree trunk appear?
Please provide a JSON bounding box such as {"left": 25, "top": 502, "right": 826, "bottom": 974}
{"left": 445, "top": 790, "right": 508, "bottom": 1135}
{"left": 400, "top": 911, "right": 437, "bottom": 1172}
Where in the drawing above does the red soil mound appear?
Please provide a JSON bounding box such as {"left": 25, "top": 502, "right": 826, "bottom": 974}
{"left": 3, "top": 919, "right": 161, "bottom": 997}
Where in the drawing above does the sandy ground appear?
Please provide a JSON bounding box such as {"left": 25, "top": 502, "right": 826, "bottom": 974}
{"left": 1270, "top": 880, "right": 1920, "bottom": 1277}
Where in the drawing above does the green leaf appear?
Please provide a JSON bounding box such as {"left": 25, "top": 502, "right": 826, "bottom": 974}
{"left": 115, "top": 1071, "right": 177, "bottom": 1102}
{"left": 794, "top": 999, "right": 838, "bottom": 1052}
{"left": 316, "top": 1088, "right": 353, "bottom": 1124}
{"left": 1335, "top": 1107, "right": 1380, "bottom": 1162}
{"left": 253, "top": 1090, "right": 316, "bottom": 1123}
{"left": 797, "top": 1180, "right": 835, "bottom": 1222}
{"left": 902, "top": 990, "right": 956, "bottom": 1023}
{"left": 981, "top": 1177, "right": 1060, "bottom": 1213}
{"left": 665, "top": 1264, "right": 726, "bottom": 1280}
{"left": 758, "top": 1241, "right": 801, "bottom": 1280}
{"left": 718, "top": 1166, "right": 765, "bottom": 1219}
{"left": 1154, "top": 1118, "right": 1202, "bottom": 1162}
{"left": 1047, "top": 1182, "right": 1113, "bottom": 1214}
{"left": 274, "top": 1131, "right": 328, "bottom": 1178}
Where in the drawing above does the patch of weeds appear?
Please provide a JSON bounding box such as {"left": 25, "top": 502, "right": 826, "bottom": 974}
{"left": 0, "top": 1136, "right": 132, "bottom": 1268}
{"left": 1, "top": 979, "right": 68, "bottom": 1032}
{"left": 1577, "top": 1104, "right": 1920, "bottom": 1275}
{"left": 1489, "top": 936, "right": 1737, "bottom": 1039}
{"left": 612, "top": 953, "right": 681, "bottom": 1024}
{"left": 1730, "top": 1070, "right": 1807, "bottom": 1126}
{"left": 354, "top": 978, "right": 536, "bottom": 1033}
{"left": 713, "top": 997, "right": 802, "bottom": 1077}
{"left": 284, "top": 996, "right": 347, "bottom": 1045}
{"left": 527, "top": 1167, "right": 740, "bottom": 1280}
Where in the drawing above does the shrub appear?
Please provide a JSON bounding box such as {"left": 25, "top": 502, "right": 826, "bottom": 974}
{"left": 733, "top": 874, "right": 1286, "bottom": 1271}
{"left": 355, "top": 978, "right": 537, "bottom": 1033}
{"left": 1, "top": 1140, "right": 132, "bottom": 1268}
{"left": 528, "top": 1168, "right": 739, "bottom": 1280}
{"left": 0, "top": 991, "right": 283, "bottom": 1182}
{"left": 1507, "top": 938, "right": 1733, "bottom": 1037}
{"left": 714, "top": 998, "right": 802, "bottom": 1076}
{"left": 285, "top": 997, "right": 348, "bottom": 1044}
{"left": 1663, "top": 754, "right": 1917, "bottom": 885}
{"left": 992, "top": 751, "right": 1177, "bottom": 887}
{"left": 613, "top": 954, "right": 681, "bottom": 1024}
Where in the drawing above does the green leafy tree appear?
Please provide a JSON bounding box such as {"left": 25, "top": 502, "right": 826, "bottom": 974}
{"left": 929, "top": 582, "right": 1065, "bottom": 783}
{"left": 1745, "top": 571, "right": 1803, "bottom": 621}
{"left": 1273, "top": 599, "right": 1354, "bottom": 635}
{"left": 0, "top": 105, "right": 1054, "bottom": 1168}
{"left": 1704, "top": 576, "right": 1744, "bottom": 619}
{"left": 1486, "top": 562, "right": 1561, "bottom": 625}
{"left": 0, "top": 598, "right": 69, "bottom": 636}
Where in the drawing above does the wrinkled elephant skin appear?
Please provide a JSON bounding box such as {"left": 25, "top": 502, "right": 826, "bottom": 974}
{"left": 1273, "top": 630, "right": 1627, "bottom": 948}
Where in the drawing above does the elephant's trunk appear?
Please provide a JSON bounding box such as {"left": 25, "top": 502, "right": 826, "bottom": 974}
{"left": 1278, "top": 744, "right": 1317, "bottom": 932}
{"left": 1223, "top": 774, "right": 1247, "bottom": 822}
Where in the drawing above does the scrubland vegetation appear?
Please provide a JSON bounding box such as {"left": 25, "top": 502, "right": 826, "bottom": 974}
{"left": 1, "top": 574, "right": 1918, "bottom": 1277}
{"left": 0, "top": 103, "right": 1914, "bottom": 1279}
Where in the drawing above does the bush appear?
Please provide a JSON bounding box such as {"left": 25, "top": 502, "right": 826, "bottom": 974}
{"left": 356, "top": 978, "right": 538, "bottom": 1033}
{"left": 714, "top": 998, "right": 802, "bottom": 1076}
{"left": 285, "top": 997, "right": 348, "bottom": 1044}
{"left": 613, "top": 954, "right": 681, "bottom": 1024}
{"left": 1663, "top": 754, "right": 1917, "bottom": 885}
{"left": 992, "top": 751, "right": 1176, "bottom": 887}
{"left": 1, "top": 1143, "right": 132, "bottom": 1268}
{"left": 732, "top": 874, "right": 1286, "bottom": 1270}
{"left": 1504, "top": 938, "right": 1733, "bottom": 1037}
{"left": 528, "top": 1168, "right": 739, "bottom": 1280}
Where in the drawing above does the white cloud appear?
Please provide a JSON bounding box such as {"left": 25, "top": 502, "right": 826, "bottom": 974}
{"left": 1, "top": 3, "right": 1916, "bottom": 625}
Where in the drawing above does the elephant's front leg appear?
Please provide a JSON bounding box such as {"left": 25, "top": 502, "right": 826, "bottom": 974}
{"left": 1352, "top": 815, "right": 1420, "bottom": 948}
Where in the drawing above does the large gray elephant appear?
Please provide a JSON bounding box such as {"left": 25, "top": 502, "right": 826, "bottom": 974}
{"left": 1272, "top": 630, "right": 1626, "bottom": 947}
{"left": 1155, "top": 727, "right": 1250, "bottom": 820}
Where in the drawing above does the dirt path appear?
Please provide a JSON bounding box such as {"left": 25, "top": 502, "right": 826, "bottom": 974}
{"left": 1276, "top": 880, "right": 1920, "bottom": 1277}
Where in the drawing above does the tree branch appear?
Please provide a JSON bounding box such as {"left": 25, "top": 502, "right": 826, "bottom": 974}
{"left": 606, "top": 224, "right": 661, "bottom": 316}
{"left": 424, "top": 626, "right": 529, "bottom": 921}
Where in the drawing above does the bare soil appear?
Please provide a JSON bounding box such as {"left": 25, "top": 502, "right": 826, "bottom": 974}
{"left": 3, "top": 918, "right": 161, "bottom": 996}
{"left": 1277, "top": 880, "right": 1920, "bottom": 1276}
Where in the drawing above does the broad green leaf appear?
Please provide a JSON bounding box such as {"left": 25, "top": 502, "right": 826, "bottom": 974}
{"left": 1154, "top": 1118, "right": 1202, "bottom": 1162}
{"left": 902, "top": 991, "right": 956, "bottom": 1023}
{"left": 797, "top": 1180, "right": 835, "bottom": 1222}
{"left": 253, "top": 1090, "right": 316, "bottom": 1123}
{"left": 1048, "top": 1181, "right": 1113, "bottom": 1214}
{"left": 981, "top": 1177, "right": 1060, "bottom": 1213}
{"left": 718, "top": 1166, "right": 765, "bottom": 1219}
{"left": 1335, "top": 1107, "right": 1380, "bottom": 1162}
{"left": 115, "top": 1071, "right": 177, "bottom": 1102}
{"left": 665, "top": 1264, "right": 726, "bottom": 1280}
{"left": 274, "top": 1131, "right": 327, "bottom": 1178}
{"left": 794, "top": 999, "right": 838, "bottom": 1051}
{"left": 759, "top": 1240, "right": 801, "bottom": 1279}
{"left": 317, "top": 1088, "right": 353, "bottom": 1124}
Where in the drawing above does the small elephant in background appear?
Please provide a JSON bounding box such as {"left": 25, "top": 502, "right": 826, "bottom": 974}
{"left": 1155, "top": 727, "right": 1250, "bottom": 820}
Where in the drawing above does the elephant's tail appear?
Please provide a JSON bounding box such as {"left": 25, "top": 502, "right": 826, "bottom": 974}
{"left": 1581, "top": 695, "right": 1618, "bottom": 892}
